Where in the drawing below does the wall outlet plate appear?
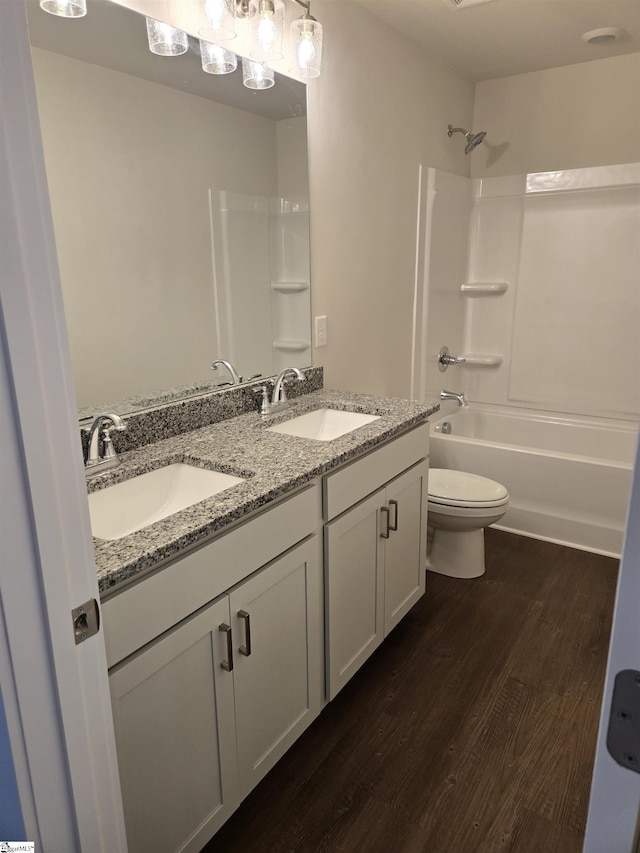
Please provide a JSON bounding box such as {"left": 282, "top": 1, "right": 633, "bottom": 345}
{"left": 315, "top": 315, "right": 327, "bottom": 348}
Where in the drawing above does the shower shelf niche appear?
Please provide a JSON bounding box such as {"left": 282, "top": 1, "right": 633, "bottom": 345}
{"left": 273, "top": 340, "right": 310, "bottom": 353}
{"left": 460, "top": 282, "right": 509, "bottom": 296}
{"left": 271, "top": 282, "right": 309, "bottom": 293}
{"left": 460, "top": 353, "right": 503, "bottom": 367}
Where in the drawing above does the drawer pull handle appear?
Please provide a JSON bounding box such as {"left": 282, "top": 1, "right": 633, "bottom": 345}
{"left": 380, "top": 506, "right": 390, "bottom": 539}
{"left": 219, "top": 623, "right": 234, "bottom": 671}
{"left": 389, "top": 499, "right": 399, "bottom": 531}
{"left": 238, "top": 610, "right": 252, "bottom": 657}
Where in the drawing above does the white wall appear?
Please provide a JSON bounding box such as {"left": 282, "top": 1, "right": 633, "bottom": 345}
{"left": 472, "top": 53, "right": 640, "bottom": 178}
{"left": 32, "top": 47, "right": 279, "bottom": 408}
{"left": 306, "top": 1, "right": 474, "bottom": 396}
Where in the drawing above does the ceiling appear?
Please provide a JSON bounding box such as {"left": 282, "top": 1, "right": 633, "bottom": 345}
{"left": 352, "top": 0, "right": 640, "bottom": 81}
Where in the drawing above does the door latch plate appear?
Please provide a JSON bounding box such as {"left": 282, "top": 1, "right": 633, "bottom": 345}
{"left": 72, "top": 598, "right": 100, "bottom": 645}
{"left": 607, "top": 669, "right": 640, "bottom": 774}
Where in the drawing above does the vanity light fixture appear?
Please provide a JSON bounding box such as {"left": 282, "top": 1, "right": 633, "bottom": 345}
{"left": 242, "top": 56, "right": 275, "bottom": 88}
{"left": 39, "top": 0, "right": 86, "bottom": 17}
{"left": 200, "top": 41, "right": 238, "bottom": 74}
{"left": 146, "top": 17, "right": 189, "bottom": 56}
{"left": 248, "top": 0, "right": 285, "bottom": 61}
{"left": 200, "top": 0, "right": 238, "bottom": 41}
{"left": 290, "top": 0, "right": 322, "bottom": 78}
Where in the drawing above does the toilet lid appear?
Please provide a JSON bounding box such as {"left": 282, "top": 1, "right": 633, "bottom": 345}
{"left": 428, "top": 468, "right": 508, "bottom": 507}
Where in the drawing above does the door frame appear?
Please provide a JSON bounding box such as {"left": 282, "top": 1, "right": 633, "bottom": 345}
{"left": 1, "top": 1, "right": 126, "bottom": 848}
{"left": 584, "top": 433, "right": 640, "bottom": 852}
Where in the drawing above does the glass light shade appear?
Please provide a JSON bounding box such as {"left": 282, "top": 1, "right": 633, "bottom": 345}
{"left": 200, "top": 41, "right": 238, "bottom": 74}
{"left": 39, "top": 0, "right": 86, "bottom": 17}
{"left": 146, "top": 18, "right": 188, "bottom": 57}
{"left": 248, "top": 0, "right": 284, "bottom": 61}
{"left": 199, "top": 0, "right": 237, "bottom": 41}
{"left": 290, "top": 16, "right": 323, "bottom": 78}
{"left": 242, "top": 57, "right": 275, "bottom": 89}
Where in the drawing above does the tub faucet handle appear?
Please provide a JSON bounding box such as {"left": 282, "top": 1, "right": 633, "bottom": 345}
{"left": 438, "top": 346, "right": 466, "bottom": 372}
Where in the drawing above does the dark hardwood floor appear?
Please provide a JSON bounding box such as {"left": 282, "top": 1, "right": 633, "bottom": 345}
{"left": 204, "top": 529, "right": 619, "bottom": 853}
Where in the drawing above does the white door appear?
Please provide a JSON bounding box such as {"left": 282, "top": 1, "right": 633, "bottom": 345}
{"left": 383, "top": 461, "right": 428, "bottom": 635}
{"left": 584, "top": 435, "right": 640, "bottom": 853}
{"left": 231, "top": 537, "right": 322, "bottom": 794}
{"left": 324, "top": 490, "right": 386, "bottom": 700}
{"left": 109, "top": 598, "right": 239, "bottom": 853}
{"left": 1, "top": 2, "right": 126, "bottom": 848}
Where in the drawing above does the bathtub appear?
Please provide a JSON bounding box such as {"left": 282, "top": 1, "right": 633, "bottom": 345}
{"left": 429, "top": 405, "right": 638, "bottom": 558}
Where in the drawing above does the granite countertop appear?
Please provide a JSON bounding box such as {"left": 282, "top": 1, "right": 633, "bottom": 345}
{"left": 92, "top": 389, "right": 439, "bottom": 596}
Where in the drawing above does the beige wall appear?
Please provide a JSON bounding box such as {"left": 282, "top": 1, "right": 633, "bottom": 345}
{"left": 306, "top": 1, "right": 474, "bottom": 396}
{"left": 472, "top": 53, "right": 640, "bottom": 178}
{"left": 276, "top": 116, "right": 309, "bottom": 198}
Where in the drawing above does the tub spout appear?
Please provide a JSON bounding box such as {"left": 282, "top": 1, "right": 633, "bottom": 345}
{"left": 441, "top": 389, "right": 467, "bottom": 407}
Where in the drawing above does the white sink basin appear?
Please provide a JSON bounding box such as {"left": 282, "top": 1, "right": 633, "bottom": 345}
{"left": 268, "top": 408, "right": 380, "bottom": 441}
{"left": 88, "top": 463, "right": 245, "bottom": 541}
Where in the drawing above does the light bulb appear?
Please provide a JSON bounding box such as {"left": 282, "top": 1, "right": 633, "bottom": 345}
{"left": 290, "top": 15, "right": 322, "bottom": 78}
{"left": 200, "top": 0, "right": 237, "bottom": 41}
{"left": 206, "top": 0, "right": 226, "bottom": 29}
{"left": 200, "top": 41, "right": 238, "bottom": 74}
{"left": 257, "top": 13, "right": 277, "bottom": 54}
{"left": 297, "top": 35, "right": 315, "bottom": 69}
{"left": 242, "top": 57, "right": 275, "bottom": 89}
{"left": 248, "top": 0, "right": 284, "bottom": 61}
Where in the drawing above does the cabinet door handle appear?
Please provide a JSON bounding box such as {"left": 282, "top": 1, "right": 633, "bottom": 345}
{"left": 380, "top": 505, "right": 390, "bottom": 539}
{"left": 219, "top": 623, "right": 234, "bottom": 671}
{"left": 238, "top": 610, "right": 252, "bottom": 657}
{"left": 389, "top": 499, "right": 399, "bottom": 532}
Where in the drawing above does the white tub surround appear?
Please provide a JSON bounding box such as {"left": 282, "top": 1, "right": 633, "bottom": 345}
{"left": 415, "top": 163, "right": 640, "bottom": 424}
{"left": 430, "top": 405, "right": 637, "bottom": 558}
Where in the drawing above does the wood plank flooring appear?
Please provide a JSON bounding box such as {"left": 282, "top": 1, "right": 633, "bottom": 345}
{"left": 203, "top": 530, "right": 619, "bottom": 853}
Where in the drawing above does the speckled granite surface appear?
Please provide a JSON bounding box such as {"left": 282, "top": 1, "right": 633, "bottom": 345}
{"left": 80, "top": 366, "right": 323, "bottom": 456}
{"left": 92, "top": 389, "right": 439, "bottom": 596}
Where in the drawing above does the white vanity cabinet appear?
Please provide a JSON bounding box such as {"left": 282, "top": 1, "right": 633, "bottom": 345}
{"left": 323, "top": 424, "right": 429, "bottom": 699}
{"left": 103, "top": 487, "right": 323, "bottom": 853}
{"left": 109, "top": 595, "right": 239, "bottom": 853}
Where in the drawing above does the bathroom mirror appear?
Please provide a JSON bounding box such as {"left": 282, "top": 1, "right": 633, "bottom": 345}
{"left": 26, "top": 0, "right": 311, "bottom": 418}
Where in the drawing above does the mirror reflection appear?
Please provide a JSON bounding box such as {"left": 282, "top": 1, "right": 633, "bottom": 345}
{"left": 26, "top": 0, "right": 311, "bottom": 417}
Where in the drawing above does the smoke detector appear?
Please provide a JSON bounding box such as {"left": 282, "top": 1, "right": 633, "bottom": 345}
{"left": 444, "top": 0, "right": 496, "bottom": 8}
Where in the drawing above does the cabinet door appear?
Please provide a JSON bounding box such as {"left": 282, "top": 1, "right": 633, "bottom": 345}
{"left": 324, "top": 490, "right": 385, "bottom": 700}
{"left": 109, "top": 597, "right": 239, "bottom": 853}
{"left": 230, "top": 536, "right": 323, "bottom": 795}
{"left": 383, "top": 460, "right": 428, "bottom": 635}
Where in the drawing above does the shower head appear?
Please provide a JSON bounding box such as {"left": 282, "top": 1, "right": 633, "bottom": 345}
{"left": 447, "top": 124, "right": 487, "bottom": 154}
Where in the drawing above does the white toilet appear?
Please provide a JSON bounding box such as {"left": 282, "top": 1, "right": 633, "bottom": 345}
{"left": 427, "top": 468, "right": 509, "bottom": 579}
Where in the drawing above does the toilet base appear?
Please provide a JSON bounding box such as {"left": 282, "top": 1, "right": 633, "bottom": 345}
{"left": 427, "top": 527, "right": 485, "bottom": 579}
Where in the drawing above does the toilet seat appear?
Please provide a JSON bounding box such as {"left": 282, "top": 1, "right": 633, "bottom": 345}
{"left": 428, "top": 468, "right": 508, "bottom": 509}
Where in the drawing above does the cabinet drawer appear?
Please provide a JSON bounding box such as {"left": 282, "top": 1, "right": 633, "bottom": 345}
{"left": 103, "top": 484, "right": 319, "bottom": 668}
{"left": 323, "top": 423, "right": 429, "bottom": 521}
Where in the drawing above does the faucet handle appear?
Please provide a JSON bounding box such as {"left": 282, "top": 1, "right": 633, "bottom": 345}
{"left": 254, "top": 385, "right": 270, "bottom": 416}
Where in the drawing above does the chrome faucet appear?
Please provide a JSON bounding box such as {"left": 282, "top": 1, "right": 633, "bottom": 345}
{"left": 84, "top": 413, "right": 127, "bottom": 477}
{"left": 257, "top": 367, "right": 304, "bottom": 416}
{"left": 210, "top": 359, "right": 242, "bottom": 386}
{"left": 441, "top": 389, "right": 467, "bottom": 407}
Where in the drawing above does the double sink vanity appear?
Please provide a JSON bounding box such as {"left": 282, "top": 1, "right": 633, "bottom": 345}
{"left": 91, "top": 376, "right": 438, "bottom": 853}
